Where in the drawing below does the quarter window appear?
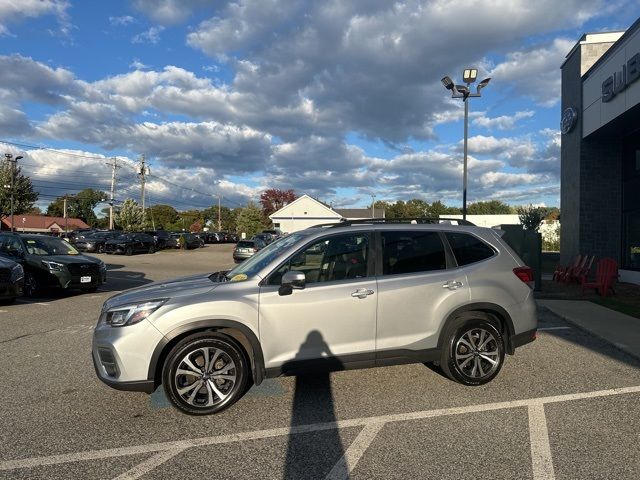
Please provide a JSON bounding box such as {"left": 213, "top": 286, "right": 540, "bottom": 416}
{"left": 381, "top": 231, "right": 446, "bottom": 275}
{"left": 445, "top": 232, "right": 495, "bottom": 266}
{"left": 270, "top": 233, "right": 369, "bottom": 285}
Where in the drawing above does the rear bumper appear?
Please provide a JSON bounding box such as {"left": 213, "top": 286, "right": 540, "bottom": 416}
{"left": 0, "top": 281, "right": 22, "bottom": 299}
{"left": 511, "top": 328, "right": 537, "bottom": 349}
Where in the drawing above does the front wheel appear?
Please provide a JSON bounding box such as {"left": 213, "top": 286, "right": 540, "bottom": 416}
{"left": 162, "top": 334, "right": 248, "bottom": 415}
{"left": 23, "top": 272, "right": 39, "bottom": 298}
{"left": 125, "top": 246, "right": 133, "bottom": 256}
{"left": 148, "top": 245, "right": 155, "bottom": 254}
{"left": 440, "top": 315, "right": 505, "bottom": 386}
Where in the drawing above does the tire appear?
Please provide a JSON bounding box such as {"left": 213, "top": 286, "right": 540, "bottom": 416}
{"left": 23, "top": 272, "right": 39, "bottom": 298}
{"left": 97, "top": 244, "right": 105, "bottom": 254}
{"left": 125, "top": 246, "right": 133, "bottom": 256}
{"left": 162, "top": 333, "right": 248, "bottom": 415}
{"left": 440, "top": 313, "right": 505, "bottom": 386}
{"left": 148, "top": 245, "right": 155, "bottom": 254}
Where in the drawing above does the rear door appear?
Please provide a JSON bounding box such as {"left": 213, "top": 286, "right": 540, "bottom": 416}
{"left": 375, "top": 229, "right": 470, "bottom": 364}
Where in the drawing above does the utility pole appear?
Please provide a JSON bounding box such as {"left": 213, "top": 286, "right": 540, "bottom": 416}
{"left": 138, "top": 155, "right": 149, "bottom": 225}
{"left": 4, "top": 153, "right": 23, "bottom": 232}
{"left": 63, "top": 195, "right": 68, "bottom": 233}
{"left": 107, "top": 157, "right": 120, "bottom": 230}
{"left": 218, "top": 195, "right": 222, "bottom": 231}
{"left": 371, "top": 194, "right": 376, "bottom": 218}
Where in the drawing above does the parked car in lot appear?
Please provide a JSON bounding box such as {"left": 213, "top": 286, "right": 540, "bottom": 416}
{"left": 170, "top": 233, "right": 202, "bottom": 250}
{"left": 93, "top": 219, "right": 537, "bottom": 415}
{"left": 75, "top": 231, "right": 121, "bottom": 253}
{"left": 0, "top": 256, "right": 24, "bottom": 304}
{"left": 232, "top": 238, "right": 267, "bottom": 263}
{"left": 144, "top": 230, "right": 172, "bottom": 250}
{"left": 0, "top": 233, "right": 106, "bottom": 297}
{"left": 104, "top": 233, "right": 156, "bottom": 255}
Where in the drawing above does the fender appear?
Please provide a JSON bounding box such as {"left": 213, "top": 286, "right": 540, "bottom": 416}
{"left": 147, "top": 319, "right": 266, "bottom": 387}
{"left": 437, "top": 302, "right": 516, "bottom": 354}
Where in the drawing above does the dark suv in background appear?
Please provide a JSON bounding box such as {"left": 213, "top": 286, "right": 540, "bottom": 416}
{"left": 0, "top": 233, "right": 106, "bottom": 297}
{"left": 144, "top": 230, "right": 172, "bottom": 250}
{"left": 75, "top": 231, "right": 121, "bottom": 253}
{"left": 104, "top": 233, "right": 156, "bottom": 255}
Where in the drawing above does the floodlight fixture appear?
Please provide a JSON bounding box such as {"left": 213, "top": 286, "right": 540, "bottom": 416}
{"left": 463, "top": 68, "right": 478, "bottom": 83}
{"left": 441, "top": 76, "right": 455, "bottom": 90}
{"left": 477, "top": 77, "right": 491, "bottom": 91}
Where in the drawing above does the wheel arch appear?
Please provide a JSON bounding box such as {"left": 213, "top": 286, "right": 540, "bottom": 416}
{"left": 148, "top": 319, "right": 265, "bottom": 389}
{"left": 437, "top": 302, "right": 516, "bottom": 354}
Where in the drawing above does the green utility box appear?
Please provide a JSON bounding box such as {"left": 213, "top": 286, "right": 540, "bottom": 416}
{"left": 496, "top": 224, "right": 542, "bottom": 291}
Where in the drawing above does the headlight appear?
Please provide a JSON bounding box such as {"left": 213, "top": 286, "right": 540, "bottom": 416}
{"left": 103, "top": 299, "right": 167, "bottom": 327}
{"left": 10, "top": 263, "right": 24, "bottom": 282}
{"left": 98, "top": 261, "right": 106, "bottom": 270}
{"left": 42, "top": 260, "right": 64, "bottom": 272}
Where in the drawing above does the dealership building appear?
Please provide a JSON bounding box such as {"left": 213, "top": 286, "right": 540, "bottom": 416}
{"left": 561, "top": 17, "right": 640, "bottom": 284}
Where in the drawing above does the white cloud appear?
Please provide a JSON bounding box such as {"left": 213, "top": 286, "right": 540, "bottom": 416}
{"left": 473, "top": 111, "right": 535, "bottom": 130}
{"left": 132, "top": 26, "right": 164, "bottom": 44}
{"left": 109, "top": 15, "right": 136, "bottom": 27}
{"left": 0, "top": 0, "right": 70, "bottom": 36}
{"left": 133, "top": 0, "right": 214, "bottom": 25}
{"left": 129, "top": 59, "right": 150, "bottom": 70}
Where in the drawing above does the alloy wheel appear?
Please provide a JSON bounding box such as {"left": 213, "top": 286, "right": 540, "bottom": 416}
{"left": 454, "top": 327, "right": 500, "bottom": 380}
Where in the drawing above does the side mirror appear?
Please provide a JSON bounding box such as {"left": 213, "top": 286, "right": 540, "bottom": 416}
{"left": 279, "top": 270, "right": 306, "bottom": 296}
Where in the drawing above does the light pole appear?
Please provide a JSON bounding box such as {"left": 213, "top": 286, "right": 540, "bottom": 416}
{"left": 371, "top": 194, "right": 376, "bottom": 218}
{"left": 441, "top": 69, "right": 490, "bottom": 220}
{"left": 4, "top": 154, "right": 23, "bottom": 232}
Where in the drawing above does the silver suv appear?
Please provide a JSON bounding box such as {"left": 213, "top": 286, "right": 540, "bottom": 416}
{"left": 93, "top": 220, "right": 537, "bottom": 415}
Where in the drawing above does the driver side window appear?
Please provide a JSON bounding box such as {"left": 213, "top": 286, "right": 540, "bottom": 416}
{"left": 0, "top": 237, "right": 24, "bottom": 258}
{"left": 269, "top": 233, "right": 369, "bottom": 285}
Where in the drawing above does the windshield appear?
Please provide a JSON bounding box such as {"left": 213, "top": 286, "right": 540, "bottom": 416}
{"left": 226, "top": 232, "right": 308, "bottom": 281}
{"left": 24, "top": 236, "right": 80, "bottom": 256}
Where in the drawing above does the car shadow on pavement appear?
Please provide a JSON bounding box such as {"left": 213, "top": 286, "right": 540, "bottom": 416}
{"left": 283, "top": 331, "right": 346, "bottom": 480}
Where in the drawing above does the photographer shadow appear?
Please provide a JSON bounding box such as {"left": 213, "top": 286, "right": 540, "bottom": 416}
{"left": 282, "top": 331, "right": 346, "bottom": 479}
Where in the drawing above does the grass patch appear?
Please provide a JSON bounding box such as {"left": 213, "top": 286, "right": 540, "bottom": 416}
{"left": 590, "top": 298, "right": 640, "bottom": 319}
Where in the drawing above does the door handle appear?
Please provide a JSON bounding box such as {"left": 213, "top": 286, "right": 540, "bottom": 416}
{"left": 442, "top": 280, "right": 464, "bottom": 290}
{"left": 351, "top": 288, "right": 374, "bottom": 299}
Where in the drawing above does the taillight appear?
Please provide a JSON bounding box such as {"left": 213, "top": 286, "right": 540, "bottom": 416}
{"left": 513, "top": 266, "right": 534, "bottom": 288}
{"left": 252, "top": 248, "right": 258, "bottom": 252}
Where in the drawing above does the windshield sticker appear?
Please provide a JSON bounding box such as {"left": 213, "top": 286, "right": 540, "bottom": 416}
{"left": 229, "top": 273, "right": 248, "bottom": 282}
{"left": 27, "top": 240, "right": 36, "bottom": 244}
{"left": 68, "top": 250, "right": 79, "bottom": 255}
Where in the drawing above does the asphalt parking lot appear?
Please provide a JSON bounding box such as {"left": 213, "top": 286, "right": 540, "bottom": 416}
{"left": 1, "top": 245, "right": 639, "bottom": 480}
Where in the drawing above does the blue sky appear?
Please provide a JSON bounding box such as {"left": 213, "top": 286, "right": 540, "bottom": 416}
{"left": 1, "top": 0, "right": 638, "bottom": 212}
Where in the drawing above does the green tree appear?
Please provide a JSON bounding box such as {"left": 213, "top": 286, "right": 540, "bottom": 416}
{"left": 0, "top": 163, "right": 39, "bottom": 219}
{"left": 517, "top": 204, "right": 549, "bottom": 231}
{"left": 467, "top": 200, "right": 514, "bottom": 215}
{"left": 46, "top": 188, "right": 108, "bottom": 226}
{"left": 202, "top": 205, "right": 237, "bottom": 231}
{"left": 236, "top": 202, "right": 265, "bottom": 238}
{"left": 115, "top": 199, "right": 144, "bottom": 231}
{"left": 427, "top": 200, "right": 461, "bottom": 217}
{"left": 147, "top": 204, "right": 178, "bottom": 229}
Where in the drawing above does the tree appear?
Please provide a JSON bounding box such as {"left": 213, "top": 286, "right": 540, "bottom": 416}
{"left": 46, "top": 188, "right": 108, "bottom": 226}
{"left": 236, "top": 202, "right": 265, "bottom": 238}
{"left": 202, "top": 205, "right": 237, "bottom": 231}
{"left": 115, "top": 199, "right": 144, "bottom": 232}
{"left": 147, "top": 204, "right": 178, "bottom": 229}
{"left": 0, "top": 163, "right": 39, "bottom": 219}
{"left": 427, "top": 201, "right": 461, "bottom": 217}
{"left": 466, "top": 200, "right": 514, "bottom": 215}
{"left": 517, "top": 204, "right": 549, "bottom": 231}
{"left": 190, "top": 220, "right": 203, "bottom": 232}
{"left": 260, "top": 189, "right": 296, "bottom": 218}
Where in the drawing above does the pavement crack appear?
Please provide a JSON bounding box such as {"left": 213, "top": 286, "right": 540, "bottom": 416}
{"left": 0, "top": 330, "right": 56, "bottom": 344}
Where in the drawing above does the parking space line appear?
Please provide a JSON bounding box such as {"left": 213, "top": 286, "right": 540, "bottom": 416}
{"left": 1, "top": 385, "right": 639, "bottom": 473}
{"left": 111, "top": 448, "right": 186, "bottom": 480}
{"left": 325, "top": 422, "right": 385, "bottom": 480}
{"left": 538, "top": 327, "right": 571, "bottom": 331}
{"left": 528, "top": 404, "right": 555, "bottom": 480}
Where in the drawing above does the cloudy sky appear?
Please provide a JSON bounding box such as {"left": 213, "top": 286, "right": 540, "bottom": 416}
{"left": 0, "top": 1, "right": 637, "bottom": 212}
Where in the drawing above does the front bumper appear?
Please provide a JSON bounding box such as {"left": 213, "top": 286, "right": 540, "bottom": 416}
{"left": 92, "top": 317, "right": 166, "bottom": 393}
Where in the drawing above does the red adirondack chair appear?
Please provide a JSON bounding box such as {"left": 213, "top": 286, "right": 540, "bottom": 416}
{"left": 571, "top": 255, "right": 595, "bottom": 284}
{"left": 562, "top": 255, "right": 589, "bottom": 283}
{"left": 581, "top": 257, "right": 618, "bottom": 297}
{"left": 553, "top": 255, "right": 581, "bottom": 282}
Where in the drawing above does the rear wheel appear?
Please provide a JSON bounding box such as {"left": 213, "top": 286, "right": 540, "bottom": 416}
{"left": 97, "top": 244, "right": 105, "bottom": 254}
{"left": 148, "top": 245, "right": 155, "bottom": 254}
{"left": 440, "top": 314, "right": 505, "bottom": 386}
{"left": 125, "top": 246, "right": 133, "bottom": 256}
{"left": 162, "top": 333, "right": 248, "bottom": 415}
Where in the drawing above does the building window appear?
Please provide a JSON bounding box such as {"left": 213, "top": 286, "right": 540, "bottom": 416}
{"left": 622, "top": 133, "right": 640, "bottom": 270}
{"left": 624, "top": 213, "right": 640, "bottom": 270}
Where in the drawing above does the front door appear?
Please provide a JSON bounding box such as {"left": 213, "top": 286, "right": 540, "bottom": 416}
{"left": 259, "top": 231, "right": 376, "bottom": 372}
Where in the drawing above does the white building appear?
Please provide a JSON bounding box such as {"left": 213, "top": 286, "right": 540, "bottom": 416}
{"left": 269, "top": 195, "right": 384, "bottom": 233}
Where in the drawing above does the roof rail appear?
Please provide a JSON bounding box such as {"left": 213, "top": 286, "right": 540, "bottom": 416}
{"left": 310, "top": 217, "right": 476, "bottom": 228}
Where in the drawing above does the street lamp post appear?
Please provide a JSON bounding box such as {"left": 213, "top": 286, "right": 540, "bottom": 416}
{"left": 4, "top": 154, "right": 24, "bottom": 232}
{"left": 441, "top": 69, "right": 491, "bottom": 220}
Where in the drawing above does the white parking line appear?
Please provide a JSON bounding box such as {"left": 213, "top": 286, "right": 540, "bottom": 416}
{"left": 538, "top": 327, "right": 571, "bottom": 331}
{"left": 325, "top": 422, "right": 385, "bottom": 480}
{"left": 112, "top": 448, "right": 186, "bottom": 480}
{"left": 1, "top": 385, "right": 638, "bottom": 475}
{"left": 528, "top": 404, "right": 556, "bottom": 480}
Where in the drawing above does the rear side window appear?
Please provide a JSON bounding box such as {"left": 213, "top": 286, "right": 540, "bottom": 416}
{"left": 381, "top": 231, "right": 446, "bottom": 275}
{"left": 237, "top": 241, "right": 254, "bottom": 248}
{"left": 445, "top": 232, "right": 495, "bottom": 266}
